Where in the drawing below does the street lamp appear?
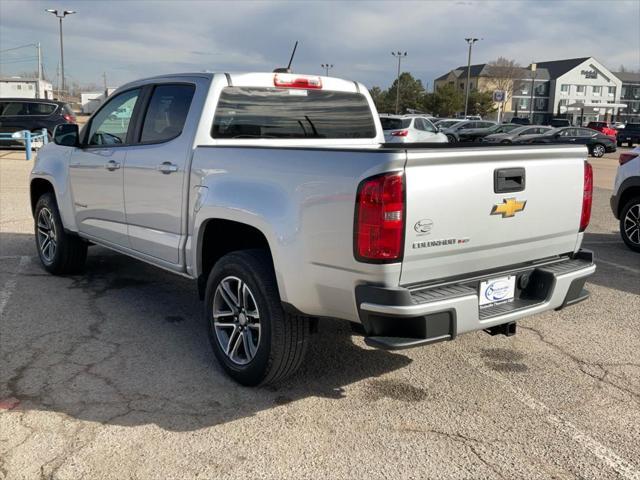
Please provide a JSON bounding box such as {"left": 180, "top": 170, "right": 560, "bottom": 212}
{"left": 321, "top": 64, "right": 333, "bottom": 76}
{"left": 529, "top": 63, "right": 537, "bottom": 123}
{"left": 463, "top": 38, "right": 479, "bottom": 117}
{"left": 391, "top": 51, "right": 407, "bottom": 114}
{"left": 46, "top": 9, "right": 76, "bottom": 99}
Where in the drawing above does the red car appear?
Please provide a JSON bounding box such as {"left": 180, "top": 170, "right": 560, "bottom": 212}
{"left": 586, "top": 121, "right": 617, "bottom": 138}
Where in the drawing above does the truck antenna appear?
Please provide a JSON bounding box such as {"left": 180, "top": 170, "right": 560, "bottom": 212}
{"left": 287, "top": 41, "right": 298, "bottom": 71}
{"left": 273, "top": 40, "right": 299, "bottom": 73}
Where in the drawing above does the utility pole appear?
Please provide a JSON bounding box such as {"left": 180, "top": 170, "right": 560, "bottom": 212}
{"left": 463, "top": 38, "right": 479, "bottom": 117}
{"left": 391, "top": 51, "right": 407, "bottom": 114}
{"left": 320, "top": 64, "right": 333, "bottom": 76}
{"left": 529, "top": 63, "right": 537, "bottom": 123}
{"left": 46, "top": 9, "right": 76, "bottom": 99}
{"left": 102, "top": 72, "right": 108, "bottom": 96}
{"left": 37, "top": 43, "right": 43, "bottom": 98}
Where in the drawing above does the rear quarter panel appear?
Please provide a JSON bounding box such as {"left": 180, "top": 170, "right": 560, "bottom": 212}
{"left": 189, "top": 146, "right": 405, "bottom": 321}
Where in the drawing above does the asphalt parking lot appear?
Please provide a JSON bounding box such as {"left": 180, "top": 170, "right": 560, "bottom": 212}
{"left": 1, "top": 148, "right": 639, "bottom": 480}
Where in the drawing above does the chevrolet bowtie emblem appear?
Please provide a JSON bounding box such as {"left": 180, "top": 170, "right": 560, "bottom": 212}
{"left": 491, "top": 198, "right": 526, "bottom": 218}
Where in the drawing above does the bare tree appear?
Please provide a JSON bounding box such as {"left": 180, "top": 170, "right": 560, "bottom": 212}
{"left": 485, "top": 57, "right": 525, "bottom": 106}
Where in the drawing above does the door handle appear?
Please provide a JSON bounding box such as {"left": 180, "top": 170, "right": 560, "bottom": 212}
{"left": 105, "top": 160, "right": 121, "bottom": 171}
{"left": 157, "top": 162, "right": 178, "bottom": 174}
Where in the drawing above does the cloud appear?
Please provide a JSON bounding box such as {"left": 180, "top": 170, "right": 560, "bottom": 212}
{"left": 0, "top": 0, "right": 638, "bottom": 89}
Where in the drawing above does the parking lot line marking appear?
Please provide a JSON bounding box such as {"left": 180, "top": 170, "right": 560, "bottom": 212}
{"left": 583, "top": 240, "right": 623, "bottom": 245}
{"left": 595, "top": 259, "right": 640, "bottom": 275}
{"left": 0, "top": 255, "right": 29, "bottom": 318}
{"left": 467, "top": 356, "right": 640, "bottom": 480}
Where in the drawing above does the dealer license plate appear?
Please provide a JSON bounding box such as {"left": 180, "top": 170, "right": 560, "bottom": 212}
{"left": 479, "top": 275, "right": 516, "bottom": 308}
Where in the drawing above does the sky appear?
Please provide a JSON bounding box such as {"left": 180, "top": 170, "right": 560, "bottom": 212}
{"left": 1, "top": 0, "right": 639, "bottom": 91}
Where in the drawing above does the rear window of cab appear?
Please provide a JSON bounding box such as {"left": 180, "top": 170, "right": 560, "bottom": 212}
{"left": 211, "top": 87, "right": 377, "bottom": 139}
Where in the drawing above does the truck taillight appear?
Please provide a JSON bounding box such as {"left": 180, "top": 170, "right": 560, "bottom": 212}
{"left": 274, "top": 74, "right": 322, "bottom": 89}
{"left": 63, "top": 113, "right": 76, "bottom": 123}
{"left": 391, "top": 130, "right": 409, "bottom": 137}
{"left": 354, "top": 172, "right": 405, "bottom": 262}
{"left": 580, "top": 161, "right": 593, "bottom": 232}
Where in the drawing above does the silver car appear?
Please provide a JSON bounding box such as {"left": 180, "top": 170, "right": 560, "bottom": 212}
{"left": 484, "top": 125, "right": 553, "bottom": 144}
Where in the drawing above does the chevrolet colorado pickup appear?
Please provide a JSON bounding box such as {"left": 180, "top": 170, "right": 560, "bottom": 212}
{"left": 30, "top": 72, "right": 595, "bottom": 385}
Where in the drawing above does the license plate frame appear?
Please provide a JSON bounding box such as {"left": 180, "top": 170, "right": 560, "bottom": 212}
{"left": 479, "top": 275, "right": 516, "bottom": 308}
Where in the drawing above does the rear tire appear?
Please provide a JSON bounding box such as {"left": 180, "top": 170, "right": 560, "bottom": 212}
{"left": 204, "top": 249, "right": 310, "bottom": 386}
{"left": 620, "top": 196, "right": 640, "bottom": 253}
{"left": 34, "top": 192, "right": 87, "bottom": 274}
{"left": 446, "top": 134, "right": 456, "bottom": 143}
{"left": 591, "top": 144, "right": 605, "bottom": 158}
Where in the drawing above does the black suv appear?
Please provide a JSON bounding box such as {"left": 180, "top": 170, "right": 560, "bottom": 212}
{"left": 0, "top": 98, "right": 76, "bottom": 145}
{"left": 617, "top": 123, "right": 640, "bottom": 147}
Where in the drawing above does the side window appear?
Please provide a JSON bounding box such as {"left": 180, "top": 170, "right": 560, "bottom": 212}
{"left": 578, "top": 128, "right": 595, "bottom": 137}
{"left": 413, "top": 118, "right": 425, "bottom": 131}
{"left": 87, "top": 89, "right": 140, "bottom": 146}
{"left": 2, "top": 102, "right": 28, "bottom": 116}
{"left": 140, "top": 84, "right": 195, "bottom": 143}
{"left": 480, "top": 122, "right": 493, "bottom": 128}
{"left": 422, "top": 118, "right": 437, "bottom": 133}
{"left": 28, "top": 103, "right": 57, "bottom": 115}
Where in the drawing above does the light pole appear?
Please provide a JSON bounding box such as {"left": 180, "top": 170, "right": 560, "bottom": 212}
{"left": 391, "top": 51, "right": 407, "bottom": 114}
{"left": 463, "top": 38, "right": 479, "bottom": 117}
{"left": 46, "top": 9, "right": 76, "bottom": 99}
{"left": 528, "top": 63, "right": 537, "bottom": 123}
{"left": 321, "top": 64, "right": 333, "bottom": 76}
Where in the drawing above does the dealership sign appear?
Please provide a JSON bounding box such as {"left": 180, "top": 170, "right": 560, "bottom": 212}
{"left": 581, "top": 70, "right": 597, "bottom": 79}
{"left": 493, "top": 90, "right": 506, "bottom": 102}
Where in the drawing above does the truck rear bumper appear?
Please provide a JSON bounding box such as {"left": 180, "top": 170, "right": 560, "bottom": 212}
{"left": 356, "top": 250, "right": 595, "bottom": 350}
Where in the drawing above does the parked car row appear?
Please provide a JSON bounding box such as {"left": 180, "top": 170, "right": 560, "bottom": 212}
{"left": 379, "top": 115, "right": 620, "bottom": 157}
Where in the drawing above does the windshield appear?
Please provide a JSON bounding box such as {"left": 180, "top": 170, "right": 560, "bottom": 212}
{"left": 509, "top": 126, "right": 535, "bottom": 135}
{"left": 542, "top": 128, "right": 560, "bottom": 136}
{"left": 499, "top": 124, "right": 522, "bottom": 133}
{"left": 436, "top": 120, "right": 462, "bottom": 129}
{"left": 380, "top": 117, "right": 411, "bottom": 130}
{"left": 212, "top": 87, "right": 377, "bottom": 139}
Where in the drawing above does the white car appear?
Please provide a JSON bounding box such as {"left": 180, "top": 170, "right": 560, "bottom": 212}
{"left": 611, "top": 145, "right": 640, "bottom": 252}
{"left": 380, "top": 115, "right": 448, "bottom": 143}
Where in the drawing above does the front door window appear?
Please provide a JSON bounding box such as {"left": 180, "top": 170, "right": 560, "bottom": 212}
{"left": 87, "top": 89, "right": 141, "bottom": 146}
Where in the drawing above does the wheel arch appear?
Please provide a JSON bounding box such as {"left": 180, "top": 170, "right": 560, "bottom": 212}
{"left": 196, "top": 218, "right": 275, "bottom": 300}
{"left": 30, "top": 177, "right": 56, "bottom": 215}
{"left": 618, "top": 184, "right": 640, "bottom": 218}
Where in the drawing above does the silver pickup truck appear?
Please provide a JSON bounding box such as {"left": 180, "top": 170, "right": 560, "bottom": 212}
{"left": 30, "top": 72, "right": 595, "bottom": 385}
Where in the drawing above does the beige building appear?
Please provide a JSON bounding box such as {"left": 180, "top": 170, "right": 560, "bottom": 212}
{"left": 434, "top": 57, "right": 625, "bottom": 125}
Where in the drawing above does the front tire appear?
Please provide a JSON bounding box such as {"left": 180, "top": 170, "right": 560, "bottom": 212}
{"left": 204, "top": 249, "right": 309, "bottom": 386}
{"left": 446, "top": 134, "right": 456, "bottom": 143}
{"left": 34, "top": 192, "right": 87, "bottom": 274}
{"left": 620, "top": 196, "right": 640, "bottom": 253}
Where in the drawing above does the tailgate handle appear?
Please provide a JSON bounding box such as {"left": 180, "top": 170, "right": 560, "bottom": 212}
{"left": 494, "top": 167, "right": 525, "bottom": 193}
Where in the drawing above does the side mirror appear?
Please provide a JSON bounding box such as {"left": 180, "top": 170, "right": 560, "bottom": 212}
{"left": 53, "top": 123, "right": 80, "bottom": 147}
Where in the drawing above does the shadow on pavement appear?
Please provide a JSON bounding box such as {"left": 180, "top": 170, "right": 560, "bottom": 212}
{"left": 582, "top": 232, "right": 640, "bottom": 296}
{"left": 1, "top": 232, "right": 412, "bottom": 431}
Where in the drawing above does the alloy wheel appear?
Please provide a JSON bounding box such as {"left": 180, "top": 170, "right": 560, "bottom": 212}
{"left": 623, "top": 203, "right": 640, "bottom": 245}
{"left": 212, "top": 276, "right": 261, "bottom": 365}
{"left": 37, "top": 207, "right": 57, "bottom": 263}
{"left": 592, "top": 144, "right": 605, "bottom": 157}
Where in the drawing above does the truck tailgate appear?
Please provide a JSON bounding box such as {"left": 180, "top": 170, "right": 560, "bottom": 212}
{"left": 401, "top": 145, "right": 587, "bottom": 285}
